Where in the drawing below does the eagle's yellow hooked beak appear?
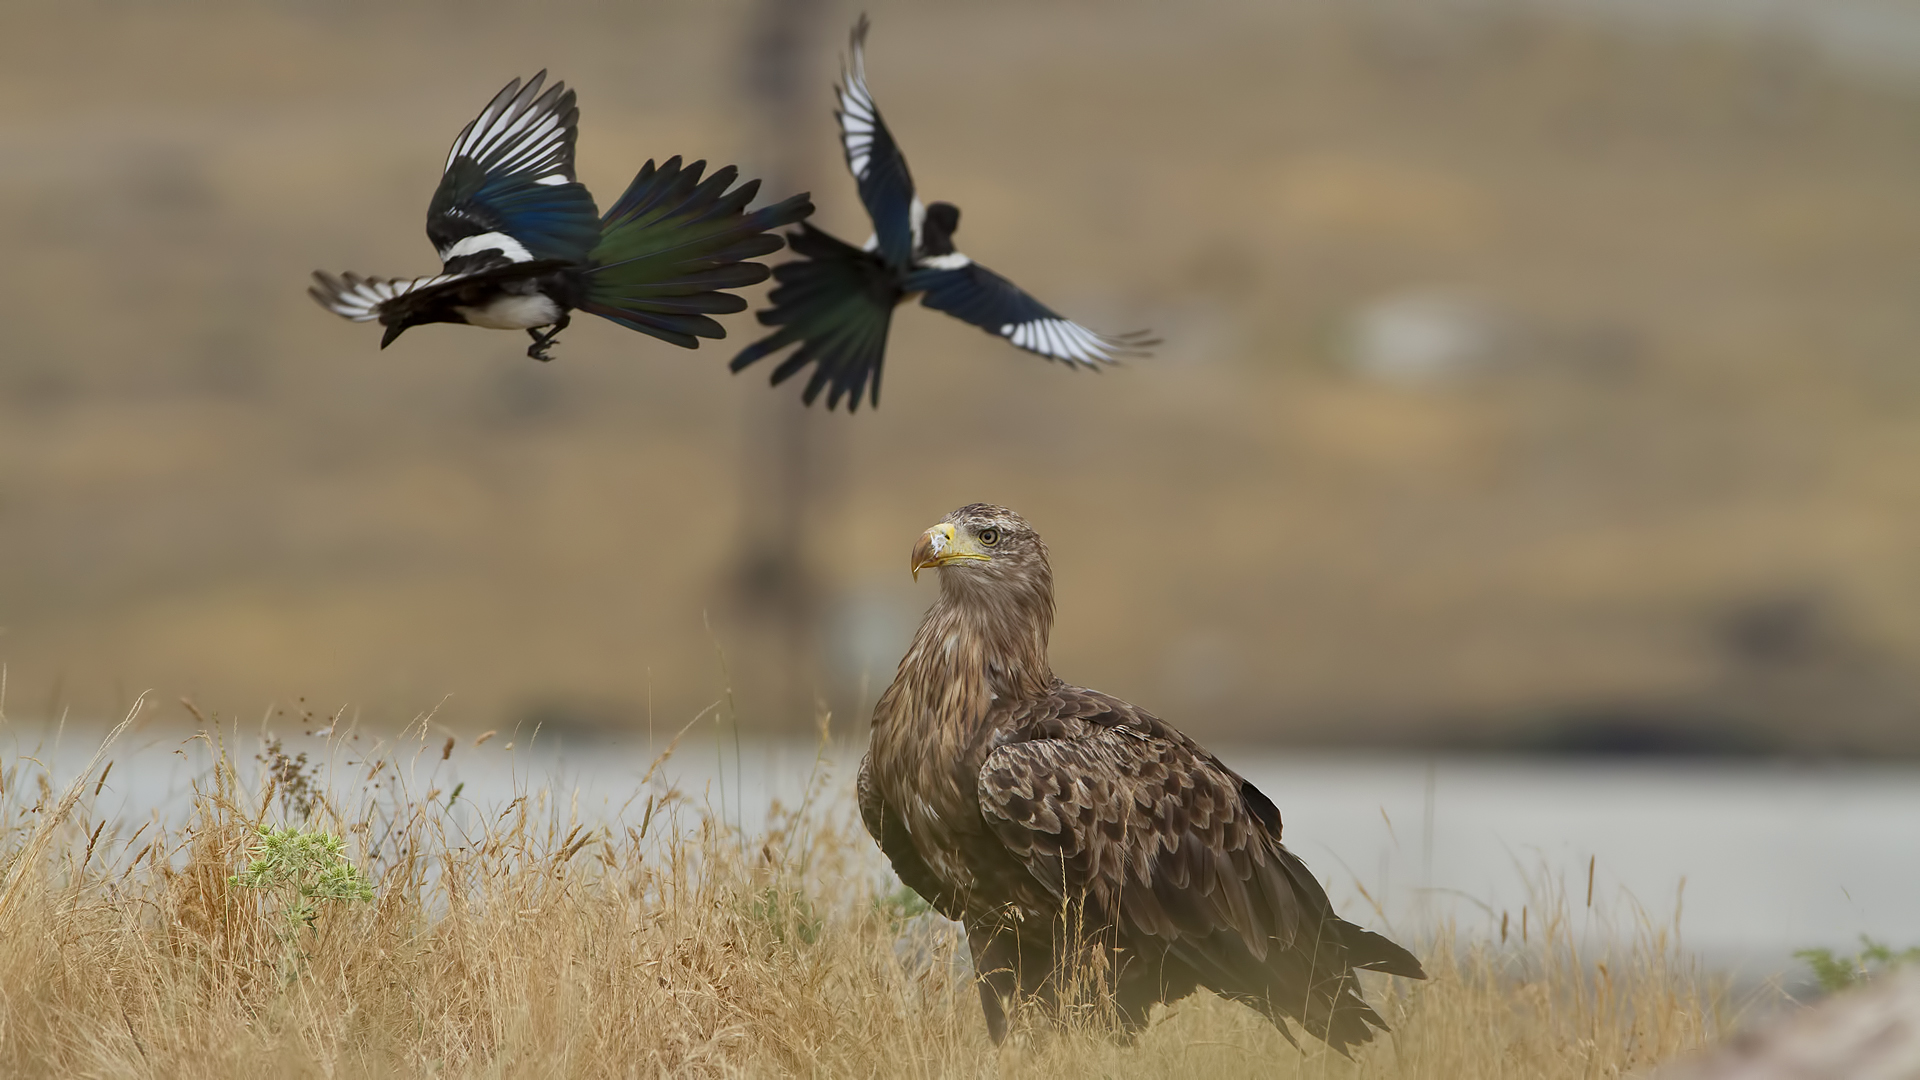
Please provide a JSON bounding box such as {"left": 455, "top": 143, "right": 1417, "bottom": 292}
{"left": 911, "top": 522, "right": 992, "bottom": 581}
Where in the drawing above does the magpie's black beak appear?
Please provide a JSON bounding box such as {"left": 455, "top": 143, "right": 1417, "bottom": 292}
{"left": 380, "top": 323, "right": 408, "bottom": 349}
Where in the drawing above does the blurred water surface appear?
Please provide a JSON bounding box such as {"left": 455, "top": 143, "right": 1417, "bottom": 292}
{"left": 20, "top": 719, "right": 1917, "bottom": 982}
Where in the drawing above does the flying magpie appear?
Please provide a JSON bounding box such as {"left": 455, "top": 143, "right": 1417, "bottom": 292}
{"left": 311, "top": 73, "right": 814, "bottom": 361}
{"left": 729, "top": 17, "right": 1155, "bottom": 410}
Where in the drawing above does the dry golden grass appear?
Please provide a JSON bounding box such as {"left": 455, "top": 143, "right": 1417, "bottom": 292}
{"left": 0, "top": 713, "right": 1726, "bottom": 1078}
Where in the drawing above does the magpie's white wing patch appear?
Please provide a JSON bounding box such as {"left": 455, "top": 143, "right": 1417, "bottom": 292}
{"left": 309, "top": 270, "right": 467, "bottom": 322}
{"left": 439, "top": 230, "right": 534, "bottom": 265}
{"left": 837, "top": 33, "right": 881, "bottom": 182}
{"left": 445, "top": 72, "right": 575, "bottom": 186}
{"left": 1001, "top": 318, "right": 1125, "bottom": 366}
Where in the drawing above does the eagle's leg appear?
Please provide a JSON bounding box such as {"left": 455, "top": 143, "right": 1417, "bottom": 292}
{"left": 525, "top": 313, "right": 572, "bottom": 362}
{"left": 969, "top": 922, "right": 1065, "bottom": 1043}
{"left": 1113, "top": 940, "right": 1195, "bottom": 1039}
{"left": 967, "top": 924, "right": 1024, "bottom": 1044}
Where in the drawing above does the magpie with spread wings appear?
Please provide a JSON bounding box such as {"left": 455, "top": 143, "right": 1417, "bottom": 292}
{"left": 730, "top": 18, "right": 1155, "bottom": 410}
{"left": 864, "top": 505, "right": 1425, "bottom": 1049}
{"left": 311, "top": 73, "right": 813, "bottom": 361}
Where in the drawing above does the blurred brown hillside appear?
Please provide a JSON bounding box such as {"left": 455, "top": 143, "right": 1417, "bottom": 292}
{"left": 5, "top": 0, "right": 1920, "bottom": 753}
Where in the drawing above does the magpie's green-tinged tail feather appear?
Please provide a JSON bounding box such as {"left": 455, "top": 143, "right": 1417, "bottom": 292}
{"left": 729, "top": 223, "right": 901, "bottom": 411}
{"left": 580, "top": 157, "right": 813, "bottom": 348}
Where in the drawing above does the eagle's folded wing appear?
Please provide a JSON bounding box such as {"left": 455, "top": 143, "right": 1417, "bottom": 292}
{"left": 975, "top": 691, "right": 1423, "bottom": 1051}
{"left": 976, "top": 714, "right": 1308, "bottom": 955}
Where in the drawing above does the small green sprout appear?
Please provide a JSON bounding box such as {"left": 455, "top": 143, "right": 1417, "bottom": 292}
{"left": 1795, "top": 935, "right": 1920, "bottom": 994}
{"left": 230, "top": 825, "right": 375, "bottom": 934}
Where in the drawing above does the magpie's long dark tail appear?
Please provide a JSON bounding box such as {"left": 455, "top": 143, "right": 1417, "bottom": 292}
{"left": 729, "top": 223, "right": 902, "bottom": 411}
{"left": 579, "top": 157, "right": 812, "bottom": 348}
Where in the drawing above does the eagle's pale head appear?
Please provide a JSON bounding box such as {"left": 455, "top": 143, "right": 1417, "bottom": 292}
{"left": 903, "top": 503, "right": 1057, "bottom": 693}
{"left": 911, "top": 503, "right": 1053, "bottom": 605}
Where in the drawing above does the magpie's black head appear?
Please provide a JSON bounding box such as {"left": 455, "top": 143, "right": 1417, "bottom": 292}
{"left": 380, "top": 310, "right": 427, "bottom": 349}
{"left": 373, "top": 283, "right": 475, "bottom": 348}
{"left": 920, "top": 201, "right": 961, "bottom": 257}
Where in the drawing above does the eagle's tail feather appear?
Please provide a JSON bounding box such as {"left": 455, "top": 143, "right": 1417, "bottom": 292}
{"left": 1153, "top": 924, "right": 1393, "bottom": 1057}
{"left": 1341, "top": 923, "right": 1428, "bottom": 979}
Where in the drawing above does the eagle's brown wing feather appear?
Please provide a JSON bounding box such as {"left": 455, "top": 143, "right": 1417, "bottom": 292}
{"left": 976, "top": 684, "right": 1423, "bottom": 1049}
{"left": 976, "top": 704, "right": 1302, "bottom": 956}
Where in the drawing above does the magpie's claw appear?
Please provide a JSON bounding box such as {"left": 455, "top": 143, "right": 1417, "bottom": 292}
{"left": 525, "top": 318, "right": 568, "bottom": 362}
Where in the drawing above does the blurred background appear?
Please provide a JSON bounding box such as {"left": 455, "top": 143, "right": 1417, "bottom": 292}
{"left": 6, "top": 0, "right": 1920, "bottom": 761}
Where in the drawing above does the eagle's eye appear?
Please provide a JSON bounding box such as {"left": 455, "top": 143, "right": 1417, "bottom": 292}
{"left": 978, "top": 527, "right": 1001, "bottom": 547}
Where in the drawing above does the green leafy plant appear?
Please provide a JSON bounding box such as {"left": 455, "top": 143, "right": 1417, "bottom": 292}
{"left": 874, "top": 883, "right": 932, "bottom": 928}
{"left": 1794, "top": 935, "right": 1920, "bottom": 993}
{"left": 230, "top": 825, "right": 374, "bottom": 936}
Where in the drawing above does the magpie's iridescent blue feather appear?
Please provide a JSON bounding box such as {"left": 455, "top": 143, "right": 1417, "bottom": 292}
{"left": 837, "top": 15, "right": 919, "bottom": 270}
{"left": 427, "top": 72, "right": 601, "bottom": 267}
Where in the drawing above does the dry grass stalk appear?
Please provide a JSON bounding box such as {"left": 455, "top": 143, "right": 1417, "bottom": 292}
{"left": 0, "top": 723, "right": 1726, "bottom": 1078}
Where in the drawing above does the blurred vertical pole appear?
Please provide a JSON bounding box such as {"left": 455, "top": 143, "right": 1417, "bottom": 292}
{"left": 735, "top": 0, "right": 837, "bottom": 730}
